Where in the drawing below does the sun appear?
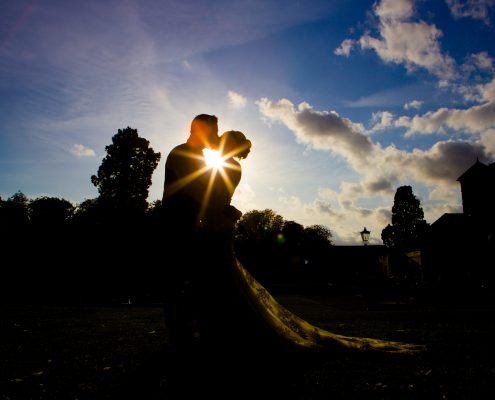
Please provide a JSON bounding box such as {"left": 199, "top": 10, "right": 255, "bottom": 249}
{"left": 203, "top": 149, "right": 226, "bottom": 170}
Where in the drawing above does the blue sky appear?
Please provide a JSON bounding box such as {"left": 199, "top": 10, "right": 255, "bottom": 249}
{"left": 1, "top": 0, "right": 494, "bottom": 243}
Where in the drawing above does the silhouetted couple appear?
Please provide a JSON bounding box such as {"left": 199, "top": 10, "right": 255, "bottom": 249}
{"left": 161, "top": 114, "right": 251, "bottom": 350}
{"left": 161, "top": 114, "right": 425, "bottom": 380}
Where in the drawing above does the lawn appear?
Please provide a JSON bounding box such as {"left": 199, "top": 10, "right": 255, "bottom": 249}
{"left": 1, "top": 294, "right": 495, "bottom": 399}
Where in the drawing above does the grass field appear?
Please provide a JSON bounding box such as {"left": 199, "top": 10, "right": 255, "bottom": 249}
{"left": 1, "top": 294, "right": 495, "bottom": 399}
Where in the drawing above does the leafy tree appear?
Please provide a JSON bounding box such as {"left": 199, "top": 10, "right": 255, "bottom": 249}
{"left": 234, "top": 209, "right": 285, "bottom": 279}
{"left": 279, "top": 220, "right": 303, "bottom": 245}
{"left": 234, "top": 209, "right": 335, "bottom": 282}
{"left": 304, "top": 224, "right": 333, "bottom": 247}
{"left": 381, "top": 185, "right": 429, "bottom": 250}
{"left": 0, "top": 191, "right": 30, "bottom": 227}
{"left": 91, "top": 127, "right": 161, "bottom": 217}
{"left": 278, "top": 222, "right": 334, "bottom": 271}
{"left": 299, "top": 224, "right": 333, "bottom": 271}
{"left": 273, "top": 221, "right": 304, "bottom": 272}
{"left": 29, "top": 196, "right": 74, "bottom": 226}
{"left": 146, "top": 199, "right": 163, "bottom": 225}
{"left": 147, "top": 199, "right": 163, "bottom": 217}
{"left": 235, "top": 209, "right": 285, "bottom": 242}
{"left": 72, "top": 198, "right": 102, "bottom": 225}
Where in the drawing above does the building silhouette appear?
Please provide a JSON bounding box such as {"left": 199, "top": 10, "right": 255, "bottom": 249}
{"left": 457, "top": 159, "right": 495, "bottom": 223}
{"left": 423, "top": 159, "right": 495, "bottom": 295}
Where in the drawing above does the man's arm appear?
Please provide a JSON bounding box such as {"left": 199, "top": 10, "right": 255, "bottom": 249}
{"left": 163, "top": 146, "right": 206, "bottom": 204}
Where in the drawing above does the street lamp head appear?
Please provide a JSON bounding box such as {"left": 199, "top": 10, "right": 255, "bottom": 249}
{"left": 360, "top": 227, "right": 370, "bottom": 245}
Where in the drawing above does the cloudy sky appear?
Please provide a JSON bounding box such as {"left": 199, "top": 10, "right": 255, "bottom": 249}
{"left": 1, "top": 0, "right": 494, "bottom": 244}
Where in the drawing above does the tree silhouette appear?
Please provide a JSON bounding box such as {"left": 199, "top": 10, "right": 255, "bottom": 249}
{"left": 381, "top": 185, "right": 429, "bottom": 250}
{"left": 91, "top": 127, "right": 161, "bottom": 219}
{"left": 147, "top": 199, "right": 163, "bottom": 217}
{"left": 304, "top": 224, "right": 333, "bottom": 247}
{"left": 280, "top": 220, "right": 304, "bottom": 245}
{"left": 235, "top": 209, "right": 285, "bottom": 242}
{"left": 277, "top": 221, "right": 334, "bottom": 272}
{"left": 234, "top": 209, "right": 285, "bottom": 280}
{"left": 72, "top": 198, "right": 102, "bottom": 225}
{"left": 0, "top": 191, "right": 30, "bottom": 228}
{"left": 29, "top": 196, "right": 74, "bottom": 226}
{"left": 234, "top": 209, "right": 334, "bottom": 283}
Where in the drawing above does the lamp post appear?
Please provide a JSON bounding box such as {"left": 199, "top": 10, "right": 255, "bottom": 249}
{"left": 360, "top": 227, "right": 370, "bottom": 245}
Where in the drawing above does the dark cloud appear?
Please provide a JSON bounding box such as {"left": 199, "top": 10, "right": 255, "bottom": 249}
{"left": 295, "top": 105, "right": 374, "bottom": 160}
{"left": 412, "top": 140, "right": 491, "bottom": 183}
{"left": 364, "top": 177, "right": 394, "bottom": 193}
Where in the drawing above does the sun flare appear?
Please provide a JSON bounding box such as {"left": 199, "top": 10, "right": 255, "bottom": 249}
{"left": 203, "top": 149, "right": 226, "bottom": 170}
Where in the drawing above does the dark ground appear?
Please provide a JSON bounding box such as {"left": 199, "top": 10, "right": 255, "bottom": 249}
{"left": 1, "top": 294, "right": 495, "bottom": 399}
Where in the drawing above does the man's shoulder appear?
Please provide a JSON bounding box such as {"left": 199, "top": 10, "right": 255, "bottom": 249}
{"left": 168, "top": 142, "right": 203, "bottom": 157}
{"left": 166, "top": 143, "right": 189, "bottom": 161}
{"left": 169, "top": 142, "right": 189, "bottom": 153}
{"left": 165, "top": 143, "right": 205, "bottom": 174}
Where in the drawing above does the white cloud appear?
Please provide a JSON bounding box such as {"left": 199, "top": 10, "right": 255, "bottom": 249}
{"left": 423, "top": 202, "right": 463, "bottom": 224}
{"left": 357, "top": 0, "right": 456, "bottom": 80}
{"left": 70, "top": 144, "right": 95, "bottom": 158}
{"left": 279, "top": 195, "right": 303, "bottom": 209}
{"left": 257, "top": 97, "right": 492, "bottom": 190}
{"left": 446, "top": 0, "right": 495, "bottom": 24}
{"left": 453, "top": 83, "right": 482, "bottom": 102}
{"left": 480, "top": 128, "right": 495, "bottom": 153}
{"left": 334, "top": 39, "right": 354, "bottom": 57}
{"left": 395, "top": 77, "right": 495, "bottom": 146}
{"left": 370, "top": 110, "right": 394, "bottom": 131}
{"left": 257, "top": 98, "right": 373, "bottom": 170}
{"left": 228, "top": 90, "right": 248, "bottom": 109}
{"left": 231, "top": 183, "right": 256, "bottom": 211}
{"left": 317, "top": 187, "right": 340, "bottom": 201}
{"left": 428, "top": 185, "right": 461, "bottom": 202}
{"left": 470, "top": 51, "right": 494, "bottom": 71}
{"left": 375, "top": 0, "right": 414, "bottom": 21}
{"left": 438, "top": 79, "right": 450, "bottom": 88}
{"left": 404, "top": 99, "right": 423, "bottom": 110}
{"left": 461, "top": 52, "right": 495, "bottom": 84}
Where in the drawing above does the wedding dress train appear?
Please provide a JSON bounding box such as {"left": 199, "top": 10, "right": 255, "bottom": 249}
{"left": 231, "top": 257, "right": 425, "bottom": 354}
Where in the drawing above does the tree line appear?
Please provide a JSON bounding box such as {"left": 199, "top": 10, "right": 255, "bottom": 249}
{"left": 0, "top": 127, "right": 335, "bottom": 304}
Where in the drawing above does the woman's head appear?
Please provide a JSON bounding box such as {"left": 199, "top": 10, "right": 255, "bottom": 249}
{"left": 220, "top": 130, "right": 251, "bottom": 159}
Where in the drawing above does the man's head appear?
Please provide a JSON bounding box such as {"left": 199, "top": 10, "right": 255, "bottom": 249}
{"left": 188, "top": 114, "right": 219, "bottom": 149}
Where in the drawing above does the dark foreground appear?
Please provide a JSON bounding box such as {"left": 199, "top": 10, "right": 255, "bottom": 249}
{"left": 1, "top": 295, "right": 495, "bottom": 399}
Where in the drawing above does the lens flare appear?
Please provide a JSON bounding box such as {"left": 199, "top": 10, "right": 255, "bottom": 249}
{"left": 203, "top": 149, "right": 225, "bottom": 170}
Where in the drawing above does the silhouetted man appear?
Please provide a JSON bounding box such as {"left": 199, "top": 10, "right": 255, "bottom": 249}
{"left": 162, "top": 114, "right": 219, "bottom": 235}
{"left": 161, "top": 114, "right": 219, "bottom": 350}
